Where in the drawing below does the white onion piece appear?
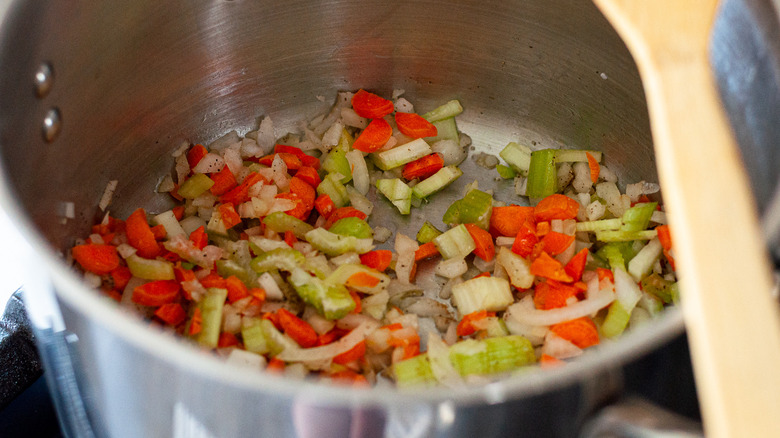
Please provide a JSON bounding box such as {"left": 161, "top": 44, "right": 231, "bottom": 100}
{"left": 305, "top": 309, "right": 336, "bottom": 335}
{"left": 248, "top": 236, "right": 290, "bottom": 252}
{"left": 505, "top": 287, "right": 615, "bottom": 327}
{"left": 256, "top": 117, "right": 275, "bottom": 151}
{"left": 373, "top": 226, "right": 392, "bottom": 243}
{"left": 321, "top": 121, "right": 343, "bottom": 149}
{"left": 541, "top": 332, "right": 583, "bottom": 360}
{"left": 345, "top": 150, "right": 370, "bottom": 195}
{"left": 276, "top": 322, "right": 374, "bottom": 363}
{"left": 226, "top": 349, "right": 266, "bottom": 370}
{"left": 435, "top": 257, "right": 468, "bottom": 279}
{"left": 613, "top": 267, "right": 642, "bottom": 312}
{"left": 222, "top": 146, "right": 243, "bottom": 177}
{"left": 431, "top": 139, "right": 466, "bottom": 166}
{"left": 99, "top": 180, "right": 118, "bottom": 211}
{"left": 174, "top": 153, "right": 190, "bottom": 185}
{"left": 427, "top": 333, "right": 464, "bottom": 387}
{"left": 257, "top": 272, "right": 284, "bottom": 301}
{"left": 192, "top": 153, "right": 225, "bottom": 174}
{"left": 116, "top": 243, "right": 137, "bottom": 259}
{"left": 267, "top": 197, "right": 297, "bottom": 214}
{"left": 394, "top": 233, "right": 418, "bottom": 284}
{"left": 504, "top": 317, "right": 548, "bottom": 346}
{"left": 403, "top": 297, "right": 450, "bottom": 318}
{"left": 341, "top": 108, "right": 368, "bottom": 129}
{"left": 271, "top": 155, "right": 290, "bottom": 191}
{"left": 336, "top": 314, "right": 380, "bottom": 331}
{"left": 346, "top": 186, "right": 373, "bottom": 216}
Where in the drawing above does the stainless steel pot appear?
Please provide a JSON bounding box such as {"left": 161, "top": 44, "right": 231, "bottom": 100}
{"left": 0, "top": 0, "right": 702, "bottom": 436}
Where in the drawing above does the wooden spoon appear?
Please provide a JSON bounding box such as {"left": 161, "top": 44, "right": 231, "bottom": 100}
{"left": 592, "top": 0, "right": 780, "bottom": 436}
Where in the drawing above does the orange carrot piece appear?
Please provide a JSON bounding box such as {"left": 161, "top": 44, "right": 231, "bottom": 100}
{"left": 533, "top": 280, "right": 579, "bottom": 310}
{"left": 209, "top": 165, "right": 237, "bottom": 196}
{"left": 414, "top": 241, "right": 440, "bottom": 262}
{"left": 189, "top": 225, "right": 208, "bottom": 250}
{"left": 456, "top": 310, "right": 495, "bottom": 337}
{"left": 353, "top": 118, "right": 393, "bottom": 153}
{"left": 217, "top": 332, "right": 240, "bottom": 348}
{"left": 317, "top": 327, "right": 348, "bottom": 346}
{"left": 473, "top": 272, "right": 491, "bottom": 279}
{"left": 186, "top": 144, "right": 208, "bottom": 170}
{"left": 219, "top": 172, "right": 267, "bottom": 205}
{"left": 289, "top": 176, "right": 316, "bottom": 211}
{"left": 314, "top": 194, "right": 335, "bottom": 219}
{"left": 586, "top": 152, "right": 600, "bottom": 184}
{"left": 534, "top": 194, "right": 580, "bottom": 222}
{"left": 225, "top": 275, "right": 250, "bottom": 303}
{"left": 200, "top": 272, "right": 227, "bottom": 289}
{"left": 402, "top": 153, "right": 443, "bottom": 181}
{"left": 275, "top": 144, "right": 321, "bottom": 169}
{"left": 294, "top": 166, "right": 321, "bottom": 188}
{"left": 346, "top": 272, "right": 380, "bottom": 288}
{"left": 266, "top": 357, "right": 285, "bottom": 373}
{"left": 324, "top": 207, "right": 367, "bottom": 229}
{"left": 132, "top": 280, "right": 180, "bottom": 307}
{"left": 464, "top": 223, "right": 495, "bottom": 262}
{"left": 596, "top": 267, "right": 614, "bottom": 283}
{"left": 656, "top": 224, "right": 673, "bottom": 251}
{"left": 154, "top": 303, "right": 186, "bottom": 326}
{"left": 349, "top": 290, "right": 362, "bottom": 314}
{"left": 277, "top": 308, "right": 318, "bottom": 348}
{"left": 550, "top": 317, "right": 600, "bottom": 349}
{"left": 126, "top": 208, "right": 161, "bottom": 259}
{"left": 329, "top": 369, "right": 370, "bottom": 387}
{"left": 351, "top": 89, "right": 394, "bottom": 119}
{"left": 359, "top": 250, "right": 393, "bottom": 271}
{"left": 189, "top": 307, "right": 202, "bottom": 335}
{"left": 218, "top": 203, "right": 242, "bottom": 229}
{"left": 489, "top": 205, "right": 535, "bottom": 237}
{"left": 395, "top": 112, "right": 438, "bottom": 138}
{"left": 110, "top": 266, "right": 132, "bottom": 291}
{"left": 530, "top": 251, "right": 573, "bottom": 282}
{"left": 172, "top": 206, "right": 185, "bottom": 221}
{"left": 257, "top": 152, "right": 302, "bottom": 171}
{"left": 284, "top": 230, "right": 297, "bottom": 248}
{"left": 511, "top": 219, "right": 538, "bottom": 258}
{"left": 151, "top": 224, "right": 167, "bottom": 241}
{"left": 275, "top": 193, "right": 309, "bottom": 220}
{"left": 333, "top": 340, "right": 367, "bottom": 365}
{"left": 539, "top": 354, "right": 564, "bottom": 368}
{"left": 564, "top": 248, "right": 589, "bottom": 282}
{"left": 72, "top": 243, "right": 120, "bottom": 275}
{"left": 535, "top": 221, "right": 551, "bottom": 237}
{"left": 540, "top": 231, "right": 575, "bottom": 256}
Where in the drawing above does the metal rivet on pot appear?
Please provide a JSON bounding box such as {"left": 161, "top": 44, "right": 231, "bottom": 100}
{"left": 42, "top": 107, "right": 62, "bottom": 142}
{"left": 34, "top": 62, "right": 54, "bottom": 98}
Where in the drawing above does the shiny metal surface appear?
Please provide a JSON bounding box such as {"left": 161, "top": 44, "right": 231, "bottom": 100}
{"left": 0, "top": 1, "right": 687, "bottom": 436}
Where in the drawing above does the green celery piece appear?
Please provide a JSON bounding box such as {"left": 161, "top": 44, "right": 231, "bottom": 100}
{"left": 329, "top": 217, "right": 373, "bottom": 239}
{"left": 483, "top": 317, "right": 510, "bottom": 338}
{"left": 575, "top": 218, "right": 622, "bottom": 233}
{"left": 178, "top": 173, "right": 215, "bottom": 199}
{"left": 262, "top": 211, "right": 314, "bottom": 239}
{"left": 601, "top": 300, "right": 632, "bottom": 338}
{"left": 495, "top": 164, "right": 517, "bottom": 179}
{"left": 422, "top": 100, "right": 463, "bottom": 123}
{"left": 499, "top": 142, "right": 532, "bottom": 175}
{"left": 193, "top": 287, "right": 228, "bottom": 349}
{"left": 621, "top": 202, "right": 658, "bottom": 231}
{"left": 595, "top": 230, "right": 658, "bottom": 242}
{"left": 317, "top": 173, "right": 350, "bottom": 208}
{"left": 669, "top": 282, "right": 680, "bottom": 305}
{"left": 288, "top": 268, "right": 355, "bottom": 320}
{"left": 596, "top": 242, "right": 636, "bottom": 271}
{"left": 425, "top": 118, "right": 459, "bottom": 143}
{"left": 554, "top": 149, "right": 603, "bottom": 163}
{"left": 433, "top": 224, "right": 476, "bottom": 260}
{"left": 641, "top": 273, "right": 675, "bottom": 304}
{"left": 303, "top": 254, "right": 332, "bottom": 279}
{"left": 337, "top": 127, "right": 354, "bottom": 151}
{"left": 241, "top": 317, "right": 270, "bottom": 354}
{"left": 322, "top": 149, "right": 352, "bottom": 184}
{"left": 393, "top": 354, "right": 436, "bottom": 388}
{"left": 417, "top": 221, "right": 443, "bottom": 244}
{"left": 250, "top": 248, "right": 305, "bottom": 273}
{"left": 216, "top": 259, "right": 254, "bottom": 286}
{"left": 526, "top": 149, "right": 558, "bottom": 199}
{"left": 412, "top": 165, "right": 463, "bottom": 199}
{"left": 261, "top": 318, "right": 299, "bottom": 355}
{"left": 442, "top": 189, "right": 493, "bottom": 230}
{"left": 126, "top": 254, "right": 175, "bottom": 280}
{"left": 305, "top": 227, "right": 372, "bottom": 256}
{"left": 376, "top": 178, "right": 413, "bottom": 215}
{"left": 449, "top": 336, "right": 536, "bottom": 376}
{"left": 451, "top": 276, "right": 513, "bottom": 315}
{"left": 373, "top": 138, "right": 432, "bottom": 171}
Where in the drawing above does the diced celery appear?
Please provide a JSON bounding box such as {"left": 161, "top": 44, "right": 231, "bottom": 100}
{"left": 425, "top": 118, "right": 459, "bottom": 143}
{"left": 499, "top": 142, "right": 532, "bottom": 176}
{"left": 442, "top": 189, "right": 493, "bottom": 230}
{"left": 451, "top": 276, "right": 513, "bottom": 315}
{"left": 153, "top": 210, "right": 186, "bottom": 239}
{"left": 250, "top": 248, "right": 305, "bottom": 273}
{"left": 260, "top": 318, "right": 299, "bottom": 354}
{"left": 337, "top": 127, "right": 354, "bottom": 151}
{"left": 288, "top": 268, "right": 355, "bottom": 320}
{"left": 326, "top": 263, "right": 390, "bottom": 294}
{"left": 449, "top": 336, "right": 536, "bottom": 376}
{"left": 178, "top": 173, "right": 215, "bottom": 199}
{"left": 621, "top": 202, "right": 658, "bottom": 232}
{"left": 496, "top": 247, "right": 534, "bottom": 289}
{"left": 495, "top": 164, "right": 517, "bottom": 179}
{"left": 595, "top": 230, "right": 657, "bottom": 242}
{"left": 669, "top": 282, "right": 681, "bottom": 305}
{"left": 393, "top": 354, "right": 436, "bottom": 388}
{"left": 641, "top": 273, "right": 675, "bottom": 304}
{"left": 433, "top": 224, "right": 476, "bottom": 260}
{"left": 416, "top": 221, "right": 443, "bottom": 244}
{"left": 481, "top": 317, "right": 510, "bottom": 338}
{"left": 554, "top": 149, "right": 603, "bottom": 163}
{"left": 322, "top": 149, "right": 352, "bottom": 184}
{"left": 262, "top": 211, "right": 314, "bottom": 239}
{"left": 216, "top": 259, "right": 254, "bottom": 286}
{"left": 126, "top": 254, "right": 175, "bottom": 280}
{"left": 241, "top": 317, "right": 270, "bottom": 354}
{"left": 627, "top": 238, "right": 663, "bottom": 281}
{"left": 422, "top": 100, "right": 463, "bottom": 123}
{"left": 373, "top": 138, "right": 432, "bottom": 170}
{"left": 596, "top": 242, "right": 636, "bottom": 271}
{"left": 376, "top": 178, "right": 412, "bottom": 215}
{"left": 525, "top": 149, "right": 558, "bottom": 199}
{"left": 206, "top": 210, "right": 228, "bottom": 236}
{"left": 303, "top": 254, "right": 332, "bottom": 279}
{"left": 329, "top": 217, "right": 373, "bottom": 239}
{"left": 317, "top": 173, "right": 350, "bottom": 208}
{"left": 305, "top": 228, "right": 373, "bottom": 256}
{"left": 412, "top": 165, "right": 463, "bottom": 199}
{"left": 193, "top": 287, "right": 228, "bottom": 349}
{"left": 575, "top": 218, "right": 622, "bottom": 233}
{"left": 601, "top": 300, "right": 631, "bottom": 338}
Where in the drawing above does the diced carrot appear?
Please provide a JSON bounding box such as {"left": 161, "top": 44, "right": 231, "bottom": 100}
{"left": 225, "top": 275, "right": 250, "bottom": 303}
{"left": 395, "top": 112, "right": 438, "bottom": 138}
{"left": 209, "top": 165, "right": 237, "bottom": 196}
{"left": 473, "top": 272, "right": 491, "bottom": 279}
{"left": 383, "top": 323, "right": 404, "bottom": 331}
{"left": 217, "top": 332, "right": 240, "bottom": 348}
{"left": 172, "top": 206, "right": 185, "bottom": 221}
{"left": 346, "top": 272, "right": 380, "bottom": 288}
{"left": 200, "top": 272, "right": 227, "bottom": 289}
{"left": 317, "top": 327, "right": 349, "bottom": 346}
{"left": 249, "top": 288, "right": 266, "bottom": 307}
{"left": 540, "top": 354, "right": 564, "bottom": 368}
{"left": 132, "top": 280, "right": 180, "bottom": 307}
{"left": 463, "top": 223, "right": 495, "bottom": 262}
{"left": 267, "top": 357, "right": 285, "bottom": 373}
{"left": 189, "top": 225, "right": 208, "bottom": 250}
{"left": 534, "top": 194, "right": 580, "bottom": 222}
{"left": 329, "top": 369, "right": 369, "bottom": 387}
{"left": 533, "top": 280, "right": 579, "bottom": 310}
{"left": 277, "top": 308, "right": 318, "bottom": 348}
{"left": 535, "top": 221, "right": 551, "bottom": 237}
{"left": 284, "top": 230, "right": 297, "bottom": 247}
{"left": 360, "top": 250, "right": 393, "bottom": 271}
{"left": 275, "top": 192, "right": 309, "bottom": 220}
{"left": 218, "top": 203, "right": 242, "bottom": 229}
{"left": 333, "top": 340, "right": 367, "bottom": 365}
{"left": 257, "top": 152, "right": 302, "bottom": 171}
{"left": 186, "top": 144, "right": 208, "bottom": 170}
{"left": 262, "top": 311, "right": 282, "bottom": 331}
{"left": 456, "top": 310, "right": 495, "bottom": 337}
{"left": 219, "top": 172, "right": 267, "bottom": 205}
{"left": 511, "top": 219, "right": 538, "bottom": 258}
{"left": 349, "top": 290, "right": 362, "bottom": 314}
{"left": 294, "top": 166, "right": 321, "bottom": 188}
{"left": 323, "top": 207, "right": 367, "bottom": 229}
{"left": 351, "top": 89, "right": 394, "bottom": 119}
{"left": 489, "top": 205, "right": 535, "bottom": 237}
{"left": 564, "top": 248, "right": 589, "bottom": 282}
{"left": 110, "top": 266, "right": 132, "bottom": 291}
{"left": 540, "top": 231, "right": 575, "bottom": 256}
{"left": 174, "top": 265, "right": 197, "bottom": 283}
{"left": 314, "top": 194, "right": 335, "bottom": 219}
{"left": 189, "top": 307, "right": 202, "bottom": 335}
{"left": 126, "top": 208, "right": 161, "bottom": 259}
{"left": 151, "top": 224, "right": 167, "bottom": 240}
{"left": 656, "top": 224, "right": 673, "bottom": 251}
{"left": 289, "top": 176, "right": 316, "bottom": 211}
{"left": 352, "top": 118, "right": 393, "bottom": 153}
{"left": 550, "top": 317, "right": 600, "bottom": 349}
{"left": 71, "top": 243, "right": 120, "bottom": 275}
{"left": 402, "top": 153, "right": 443, "bottom": 181}
{"left": 414, "top": 241, "right": 440, "bottom": 262}
{"left": 154, "top": 303, "right": 186, "bottom": 326}
{"left": 530, "top": 251, "right": 573, "bottom": 282}
{"left": 596, "top": 267, "right": 614, "bottom": 283}
{"left": 586, "top": 152, "right": 600, "bottom": 184}
{"left": 275, "top": 144, "right": 321, "bottom": 169}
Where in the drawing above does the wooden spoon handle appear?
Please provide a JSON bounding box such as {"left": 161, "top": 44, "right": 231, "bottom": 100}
{"left": 593, "top": 1, "right": 780, "bottom": 437}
